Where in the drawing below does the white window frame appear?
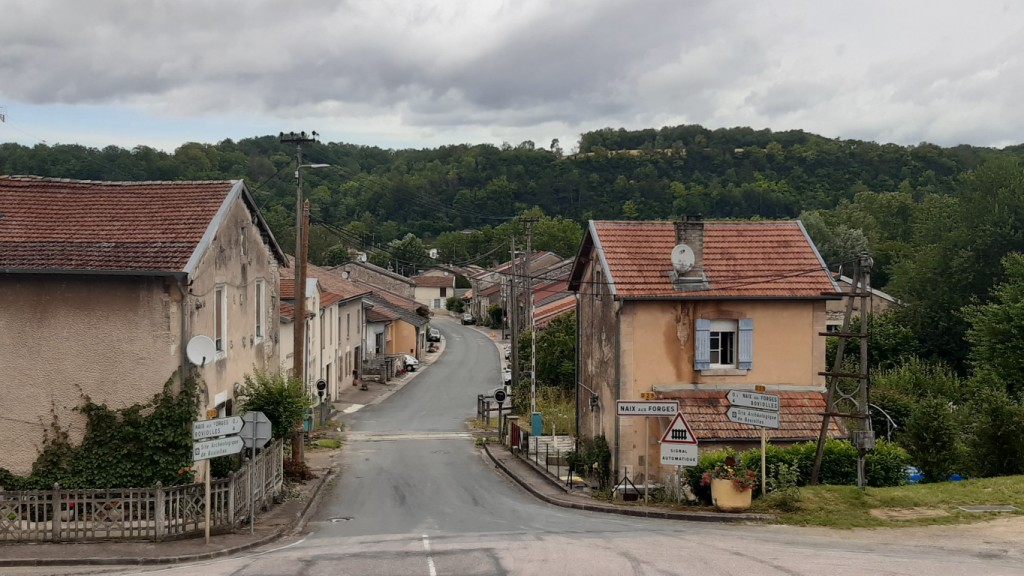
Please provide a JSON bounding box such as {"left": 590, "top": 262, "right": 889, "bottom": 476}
{"left": 254, "top": 279, "right": 265, "bottom": 341}
{"left": 709, "top": 320, "right": 737, "bottom": 368}
{"left": 695, "top": 318, "right": 753, "bottom": 371}
{"left": 215, "top": 286, "right": 227, "bottom": 357}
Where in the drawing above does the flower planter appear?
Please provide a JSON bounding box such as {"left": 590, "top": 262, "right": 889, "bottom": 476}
{"left": 710, "top": 478, "right": 752, "bottom": 512}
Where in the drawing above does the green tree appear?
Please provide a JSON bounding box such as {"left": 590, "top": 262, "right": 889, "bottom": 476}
{"left": 535, "top": 311, "right": 576, "bottom": 391}
{"left": 963, "top": 252, "right": 1024, "bottom": 396}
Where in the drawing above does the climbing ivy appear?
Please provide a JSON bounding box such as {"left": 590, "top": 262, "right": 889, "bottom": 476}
{"left": 0, "top": 374, "right": 201, "bottom": 490}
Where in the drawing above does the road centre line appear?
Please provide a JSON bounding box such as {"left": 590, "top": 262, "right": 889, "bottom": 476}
{"left": 422, "top": 534, "right": 437, "bottom": 576}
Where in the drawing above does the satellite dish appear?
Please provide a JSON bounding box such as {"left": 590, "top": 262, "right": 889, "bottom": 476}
{"left": 671, "top": 243, "right": 695, "bottom": 273}
{"left": 186, "top": 335, "right": 217, "bottom": 367}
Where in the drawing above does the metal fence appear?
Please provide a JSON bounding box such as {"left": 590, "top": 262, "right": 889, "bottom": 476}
{"left": 0, "top": 439, "right": 284, "bottom": 542}
{"left": 504, "top": 418, "right": 579, "bottom": 488}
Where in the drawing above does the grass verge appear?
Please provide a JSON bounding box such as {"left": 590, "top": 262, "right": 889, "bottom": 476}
{"left": 752, "top": 476, "right": 1024, "bottom": 528}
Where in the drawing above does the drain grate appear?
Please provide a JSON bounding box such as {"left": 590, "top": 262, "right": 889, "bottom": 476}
{"left": 958, "top": 505, "right": 1018, "bottom": 513}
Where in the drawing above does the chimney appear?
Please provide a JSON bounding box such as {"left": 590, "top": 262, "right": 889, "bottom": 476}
{"left": 671, "top": 215, "right": 709, "bottom": 291}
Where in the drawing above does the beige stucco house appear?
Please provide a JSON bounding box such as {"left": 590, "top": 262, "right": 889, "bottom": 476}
{"left": 411, "top": 270, "right": 456, "bottom": 310}
{"left": 568, "top": 217, "right": 843, "bottom": 486}
{"left": 0, "top": 176, "right": 286, "bottom": 476}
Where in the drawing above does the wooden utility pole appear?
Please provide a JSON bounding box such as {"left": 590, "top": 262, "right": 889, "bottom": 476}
{"left": 509, "top": 236, "right": 520, "bottom": 390}
{"left": 280, "top": 131, "right": 319, "bottom": 465}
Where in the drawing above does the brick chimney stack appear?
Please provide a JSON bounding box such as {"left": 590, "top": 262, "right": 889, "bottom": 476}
{"left": 672, "top": 215, "right": 709, "bottom": 290}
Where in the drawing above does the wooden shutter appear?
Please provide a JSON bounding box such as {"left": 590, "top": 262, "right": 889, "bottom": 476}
{"left": 694, "top": 319, "right": 711, "bottom": 371}
{"left": 738, "top": 318, "right": 754, "bottom": 370}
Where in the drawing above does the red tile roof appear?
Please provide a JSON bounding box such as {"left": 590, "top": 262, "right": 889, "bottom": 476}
{"left": 534, "top": 295, "right": 575, "bottom": 329}
{"left": 657, "top": 390, "right": 843, "bottom": 442}
{"left": 280, "top": 301, "right": 295, "bottom": 321}
{"left": 576, "top": 220, "right": 838, "bottom": 299}
{"left": 280, "top": 278, "right": 296, "bottom": 299}
{"left": 319, "top": 291, "right": 343, "bottom": 308}
{"left": 0, "top": 176, "right": 283, "bottom": 272}
{"left": 281, "top": 256, "right": 371, "bottom": 302}
{"left": 366, "top": 306, "right": 397, "bottom": 322}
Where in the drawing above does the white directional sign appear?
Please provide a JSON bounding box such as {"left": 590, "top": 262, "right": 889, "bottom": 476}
{"left": 726, "top": 390, "right": 780, "bottom": 412}
{"left": 192, "top": 416, "right": 244, "bottom": 441}
{"left": 193, "top": 436, "right": 245, "bottom": 460}
{"left": 726, "top": 406, "right": 780, "bottom": 429}
{"left": 661, "top": 443, "right": 699, "bottom": 466}
{"left": 616, "top": 400, "right": 679, "bottom": 416}
{"left": 659, "top": 411, "right": 699, "bottom": 445}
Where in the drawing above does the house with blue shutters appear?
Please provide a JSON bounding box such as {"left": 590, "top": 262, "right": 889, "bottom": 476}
{"left": 567, "top": 217, "right": 844, "bottom": 487}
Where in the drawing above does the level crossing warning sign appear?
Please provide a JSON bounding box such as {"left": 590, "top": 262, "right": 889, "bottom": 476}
{"left": 659, "top": 411, "right": 698, "bottom": 445}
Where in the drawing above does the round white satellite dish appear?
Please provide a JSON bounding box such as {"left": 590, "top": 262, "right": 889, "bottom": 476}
{"left": 186, "top": 335, "right": 217, "bottom": 367}
{"left": 671, "top": 243, "right": 695, "bottom": 273}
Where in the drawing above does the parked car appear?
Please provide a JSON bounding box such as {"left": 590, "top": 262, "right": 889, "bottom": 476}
{"left": 403, "top": 354, "right": 420, "bottom": 371}
{"left": 461, "top": 313, "right": 475, "bottom": 325}
{"left": 427, "top": 328, "right": 441, "bottom": 342}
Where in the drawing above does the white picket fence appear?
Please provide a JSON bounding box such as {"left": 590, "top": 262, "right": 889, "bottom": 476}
{"left": 0, "top": 439, "right": 284, "bottom": 542}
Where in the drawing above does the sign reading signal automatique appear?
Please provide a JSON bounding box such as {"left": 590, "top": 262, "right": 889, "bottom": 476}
{"left": 616, "top": 400, "right": 679, "bottom": 416}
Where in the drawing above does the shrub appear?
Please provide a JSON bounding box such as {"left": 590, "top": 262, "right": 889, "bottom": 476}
{"left": 445, "top": 296, "right": 464, "bottom": 313}
{"left": 865, "top": 439, "right": 910, "bottom": 487}
{"left": 685, "top": 450, "right": 734, "bottom": 504}
{"left": 567, "top": 435, "right": 611, "bottom": 489}
{"left": 902, "top": 397, "right": 962, "bottom": 482}
{"left": 763, "top": 461, "right": 802, "bottom": 511}
{"left": 236, "top": 369, "right": 310, "bottom": 440}
{"left": 964, "top": 388, "right": 1024, "bottom": 477}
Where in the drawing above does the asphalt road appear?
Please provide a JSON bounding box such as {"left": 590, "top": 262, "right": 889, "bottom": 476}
{"left": 91, "top": 317, "right": 1024, "bottom": 576}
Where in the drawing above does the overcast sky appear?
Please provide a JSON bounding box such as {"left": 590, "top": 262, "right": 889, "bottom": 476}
{"left": 1, "top": 1, "right": 1022, "bottom": 153}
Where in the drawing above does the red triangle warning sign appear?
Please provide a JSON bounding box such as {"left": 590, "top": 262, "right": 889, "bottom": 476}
{"left": 660, "top": 411, "right": 698, "bottom": 445}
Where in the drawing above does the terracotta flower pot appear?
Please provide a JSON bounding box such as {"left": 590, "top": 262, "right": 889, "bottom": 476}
{"left": 710, "top": 478, "right": 752, "bottom": 512}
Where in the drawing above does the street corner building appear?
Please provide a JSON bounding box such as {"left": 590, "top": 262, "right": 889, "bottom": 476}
{"left": 0, "top": 175, "right": 287, "bottom": 476}
{"left": 567, "top": 217, "right": 845, "bottom": 486}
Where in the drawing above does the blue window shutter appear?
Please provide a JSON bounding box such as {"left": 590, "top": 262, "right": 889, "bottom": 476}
{"left": 694, "top": 319, "right": 711, "bottom": 371}
{"left": 738, "top": 318, "right": 754, "bottom": 370}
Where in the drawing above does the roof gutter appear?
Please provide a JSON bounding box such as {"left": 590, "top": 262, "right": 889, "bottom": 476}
{"left": 616, "top": 294, "right": 843, "bottom": 302}
{"left": 613, "top": 299, "right": 622, "bottom": 484}
{"left": 0, "top": 268, "right": 181, "bottom": 277}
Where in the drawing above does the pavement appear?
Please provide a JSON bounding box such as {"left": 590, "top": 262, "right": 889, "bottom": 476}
{"left": 8, "top": 316, "right": 1007, "bottom": 566}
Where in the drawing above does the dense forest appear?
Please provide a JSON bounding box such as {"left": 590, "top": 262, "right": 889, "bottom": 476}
{"left": 6, "top": 123, "right": 1024, "bottom": 478}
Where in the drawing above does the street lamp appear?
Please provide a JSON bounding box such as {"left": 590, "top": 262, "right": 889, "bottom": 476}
{"left": 293, "top": 162, "right": 331, "bottom": 389}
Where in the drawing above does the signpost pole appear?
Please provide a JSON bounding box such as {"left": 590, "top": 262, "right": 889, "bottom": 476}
{"left": 204, "top": 463, "right": 211, "bottom": 545}
{"left": 761, "top": 427, "right": 767, "bottom": 498}
{"left": 250, "top": 421, "right": 257, "bottom": 535}
{"left": 644, "top": 416, "right": 649, "bottom": 504}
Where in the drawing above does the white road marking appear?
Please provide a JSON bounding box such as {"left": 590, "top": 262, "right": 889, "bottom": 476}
{"left": 346, "top": 431, "right": 473, "bottom": 442}
{"left": 422, "top": 534, "right": 437, "bottom": 576}
{"left": 342, "top": 404, "right": 365, "bottom": 414}
{"left": 116, "top": 537, "right": 308, "bottom": 575}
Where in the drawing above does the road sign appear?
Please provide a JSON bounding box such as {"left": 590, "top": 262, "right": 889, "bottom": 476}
{"left": 493, "top": 388, "right": 507, "bottom": 403}
{"left": 639, "top": 392, "right": 656, "bottom": 400}
{"left": 193, "top": 436, "right": 244, "bottom": 460}
{"left": 727, "top": 406, "right": 780, "bottom": 429}
{"left": 616, "top": 400, "right": 679, "bottom": 416}
{"left": 659, "top": 411, "right": 698, "bottom": 444}
{"left": 240, "top": 411, "right": 273, "bottom": 449}
{"left": 316, "top": 379, "right": 327, "bottom": 392}
{"left": 192, "top": 416, "right": 243, "bottom": 441}
{"left": 726, "top": 390, "right": 780, "bottom": 412}
{"left": 661, "top": 443, "right": 698, "bottom": 466}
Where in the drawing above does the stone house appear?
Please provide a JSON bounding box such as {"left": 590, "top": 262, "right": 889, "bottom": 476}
{"left": 0, "top": 176, "right": 286, "bottom": 475}
{"left": 568, "top": 217, "right": 843, "bottom": 486}
{"left": 335, "top": 260, "right": 415, "bottom": 299}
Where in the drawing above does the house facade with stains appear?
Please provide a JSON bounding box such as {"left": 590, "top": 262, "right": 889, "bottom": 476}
{"left": 0, "top": 176, "right": 286, "bottom": 475}
{"left": 568, "top": 217, "right": 843, "bottom": 486}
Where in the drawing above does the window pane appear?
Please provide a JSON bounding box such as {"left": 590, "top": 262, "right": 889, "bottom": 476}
{"left": 215, "top": 288, "right": 224, "bottom": 351}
